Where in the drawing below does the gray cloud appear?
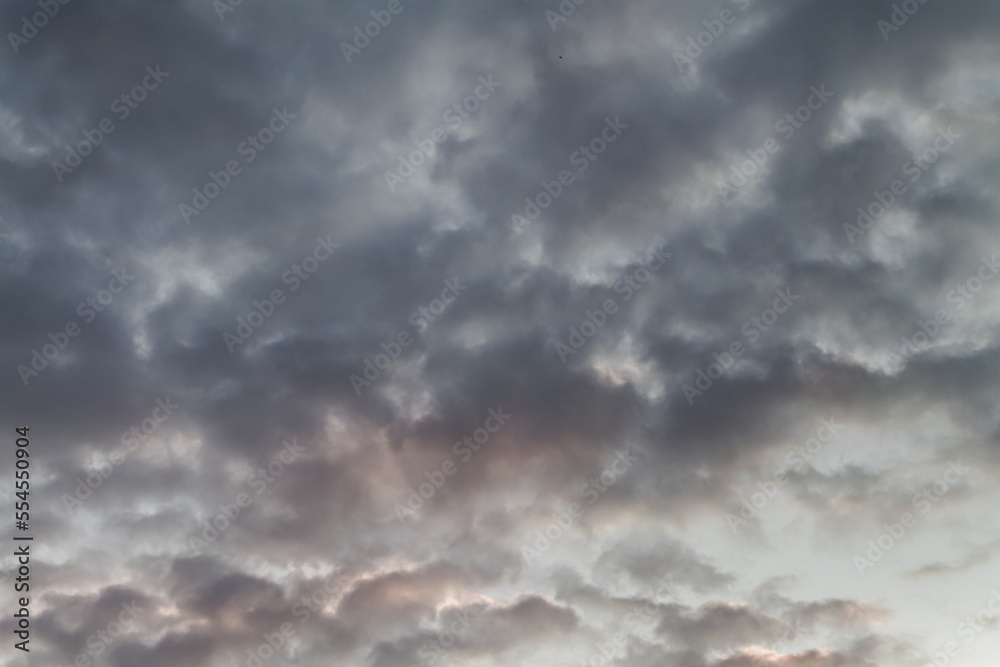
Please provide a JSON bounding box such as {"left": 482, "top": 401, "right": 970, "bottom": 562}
{"left": 2, "top": 0, "right": 999, "bottom": 666}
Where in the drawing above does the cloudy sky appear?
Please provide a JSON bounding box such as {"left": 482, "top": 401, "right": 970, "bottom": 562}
{"left": 2, "top": 0, "right": 1000, "bottom": 666}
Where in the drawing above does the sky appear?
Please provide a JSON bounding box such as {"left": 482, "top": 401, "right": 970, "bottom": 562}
{"left": 1, "top": 0, "right": 1000, "bottom": 666}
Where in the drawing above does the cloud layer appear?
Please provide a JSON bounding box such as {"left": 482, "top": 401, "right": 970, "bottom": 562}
{"left": 2, "top": 1, "right": 1000, "bottom": 666}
